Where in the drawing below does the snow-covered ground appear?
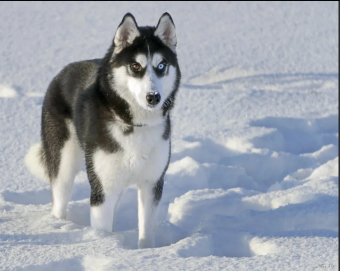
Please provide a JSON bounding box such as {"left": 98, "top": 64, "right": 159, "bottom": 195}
{"left": 0, "top": 1, "right": 338, "bottom": 270}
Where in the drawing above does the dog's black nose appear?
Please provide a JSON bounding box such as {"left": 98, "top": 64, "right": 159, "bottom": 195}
{"left": 146, "top": 92, "right": 161, "bottom": 106}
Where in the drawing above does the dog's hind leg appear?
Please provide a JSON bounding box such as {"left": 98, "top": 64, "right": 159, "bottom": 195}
{"left": 51, "top": 122, "right": 83, "bottom": 219}
{"left": 42, "top": 109, "right": 83, "bottom": 219}
{"left": 51, "top": 124, "right": 83, "bottom": 219}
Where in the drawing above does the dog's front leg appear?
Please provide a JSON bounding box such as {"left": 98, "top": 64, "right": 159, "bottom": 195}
{"left": 86, "top": 149, "right": 122, "bottom": 232}
{"left": 90, "top": 191, "right": 122, "bottom": 232}
{"left": 138, "top": 178, "right": 164, "bottom": 249}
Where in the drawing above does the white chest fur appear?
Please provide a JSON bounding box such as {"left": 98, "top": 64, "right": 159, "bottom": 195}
{"left": 92, "top": 121, "right": 170, "bottom": 193}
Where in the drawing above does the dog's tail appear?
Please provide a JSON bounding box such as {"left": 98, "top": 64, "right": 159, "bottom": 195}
{"left": 25, "top": 142, "right": 48, "bottom": 182}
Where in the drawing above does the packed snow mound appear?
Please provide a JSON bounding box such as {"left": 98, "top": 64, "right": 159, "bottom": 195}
{"left": 0, "top": 1, "right": 338, "bottom": 271}
{"left": 0, "top": 85, "right": 17, "bottom": 98}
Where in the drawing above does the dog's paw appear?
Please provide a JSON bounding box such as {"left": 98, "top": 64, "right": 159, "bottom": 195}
{"left": 51, "top": 208, "right": 69, "bottom": 220}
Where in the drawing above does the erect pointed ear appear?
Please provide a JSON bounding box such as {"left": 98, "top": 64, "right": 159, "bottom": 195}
{"left": 114, "top": 13, "right": 140, "bottom": 53}
{"left": 154, "top": 13, "right": 177, "bottom": 53}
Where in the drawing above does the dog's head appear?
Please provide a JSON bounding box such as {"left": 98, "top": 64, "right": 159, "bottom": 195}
{"left": 102, "top": 13, "right": 181, "bottom": 116}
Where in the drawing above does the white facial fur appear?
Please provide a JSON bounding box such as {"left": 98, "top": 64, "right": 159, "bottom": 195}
{"left": 135, "top": 54, "right": 147, "bottom": 68}
{"left": 112, "top": 52, "right": 177, "bottom": 116}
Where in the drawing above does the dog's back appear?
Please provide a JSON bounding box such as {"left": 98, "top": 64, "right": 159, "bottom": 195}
{"left": 44, "top": 59, "right": 100, "bottom": 120}
{"left": 25, "top": 59, "right": 99, "bottom": 181}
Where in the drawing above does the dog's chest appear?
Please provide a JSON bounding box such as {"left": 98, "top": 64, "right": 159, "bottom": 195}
{"left": 118, "top": 126, "right": 161, "bottom": 166}
{"left": 103, "top": 122, "right": 169, "bottom": 186}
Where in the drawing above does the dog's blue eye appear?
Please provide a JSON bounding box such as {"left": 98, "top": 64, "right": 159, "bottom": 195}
{"left": 158, "top": 63, "right": 165, "bottom": 70}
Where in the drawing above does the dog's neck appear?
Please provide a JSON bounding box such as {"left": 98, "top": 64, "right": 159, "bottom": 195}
{"left": 113, "top": 108, "right": 167, "bottom": 129}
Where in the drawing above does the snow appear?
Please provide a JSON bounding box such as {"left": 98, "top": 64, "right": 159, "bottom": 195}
{"left": 0, "top": 85, "right": 17, "bottom": 98}
{"left": 0, "top": 1, "right": 338, "bottom": 270}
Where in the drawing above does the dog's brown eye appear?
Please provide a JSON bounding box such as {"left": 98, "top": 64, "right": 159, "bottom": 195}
{"left": 130, "top": 63, "right": 142, "bottom": 71}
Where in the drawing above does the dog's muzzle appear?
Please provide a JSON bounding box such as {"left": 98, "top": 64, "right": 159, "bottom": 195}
{"left": 146, "top": 92, "right": 161, "bottom": 106}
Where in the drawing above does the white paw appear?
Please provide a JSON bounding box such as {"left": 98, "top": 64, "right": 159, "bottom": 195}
{"left": 51, "top": 208, "right": 68, "bottom": 220}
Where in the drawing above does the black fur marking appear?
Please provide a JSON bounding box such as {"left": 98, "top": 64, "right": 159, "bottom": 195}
{"left": 165, "top": 64, "right": 170, "bottom": 76}
{"left": 41, "top": 79, "right": 71, "bottom": 180}
{"left": 85, "top": 149, "right": 105, "bottom": 206}
{"left": 162, "top": 66, "right": 181, "bottom": 116}
{"left": 123, "top": 125, "right": 134, "bottom": 135}
{"left": 152, "top": 141, "right": 171, "bottom": 205}
{"left": 152, "top": 177, "right": 164, "bottom": 204}
{"left": 74, "top": 79, "right": 122, "bottom": 153}
{"left": 163, "top": 114, "right": 171, "bottom": 140}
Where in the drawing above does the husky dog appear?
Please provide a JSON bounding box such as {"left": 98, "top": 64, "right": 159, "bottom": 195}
{"left": 25, "top": 13, "right": 181, "bottom": 248}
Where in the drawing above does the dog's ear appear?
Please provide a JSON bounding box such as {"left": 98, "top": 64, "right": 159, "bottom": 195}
{"left": 114, "top": 13, "right": 140, "bottom": 53}
{"left": 154, "top": 13, "right": 177, "bottom": 53}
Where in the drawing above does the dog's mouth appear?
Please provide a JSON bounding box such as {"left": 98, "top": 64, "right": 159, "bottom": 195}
{"left": 115, "top": 117, "right": 148, "bottom": 128}
{"left": 137, "top": 102, "right": 162, "bottom": 112}
{"left": 146, "top": 104, "right": 158, "bottom": 109}
{"left": 130, "top": 123, "right": 148, "bottom": 127}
